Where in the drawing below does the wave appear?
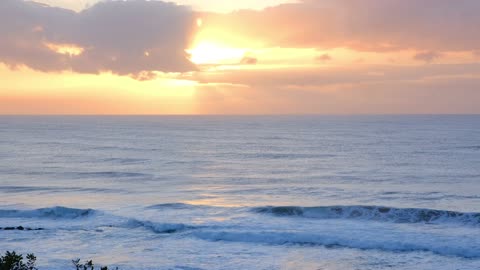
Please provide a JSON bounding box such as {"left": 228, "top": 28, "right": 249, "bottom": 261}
{"left": 1, "top": 204, "right": 479, "bottom": 259}
{"left": 146, "top": 203, "right": 198, "bottom": 210}
{"left": 253, "top": 205, "right": 480, "bottom": 225}
{"left": 1, "top": 226, "right": 44, "bottom": 231}
{"left": 125, "top": 219, "right": 196, "bottom": 234}
{"left": 456, "top": 145, "right": 480, "bottom": 151}
{"left": 143, "top": 203, "right": 480, "bottom": 226}
{"left": 193, "top": 230, "right": 480, "bottom": 259}
{"left": 74, "top": 171, "right": 151, "bottom": 178}
{"left": 100, "top": 158, "right": 150, "bottom": 165}
{"left": 0, "top": 186, "right": 121, "bottom": 194}
{"left": 0, "top": 206, "right": 96, "bottom": 219}
{"left": 229, "top": 152, "right": 336, "bottom": 160}
{"left": 145, "top": 203, "right": 220, "bottom": 210}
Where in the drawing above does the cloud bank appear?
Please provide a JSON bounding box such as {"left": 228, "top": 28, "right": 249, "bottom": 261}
{"left": 204, "top": 0, "right": 480, "bottom": 52}
{"left": 0, "top": 0, "right": 197, "bottom": 77}
{"left": 189, "top": 62, "right": 480, "bottom": 114}
{"left": 193, "top": 68, "right": 480, "bottom": 114}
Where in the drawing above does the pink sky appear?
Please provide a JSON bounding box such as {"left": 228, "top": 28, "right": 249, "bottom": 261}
{"left": 1, "top": 0, "right": 479, "bottom": 114}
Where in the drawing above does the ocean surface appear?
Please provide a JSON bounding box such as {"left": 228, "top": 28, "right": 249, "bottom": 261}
{"left": 0, "top": 115, "right": 479, "bottom": 270}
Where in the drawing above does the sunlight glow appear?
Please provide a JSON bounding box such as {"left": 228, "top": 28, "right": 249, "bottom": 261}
{"left": 45, "top": 43, "right": 84, "bottom": 56}
{"left": 187, "top": 41, "right": 247, "bottom": 65}
{"left": 0, "top": 64, "right": 198, "bottom": 115}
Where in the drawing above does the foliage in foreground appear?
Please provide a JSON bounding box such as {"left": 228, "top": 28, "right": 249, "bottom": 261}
{"left": 0, "top": 251, "right": 37, "bottom": 270}
{"left": 0, "top": 252, "right": 117, "bottom": 270}
{"left": 72, "top": 259, "right": 118, "bottom": 270}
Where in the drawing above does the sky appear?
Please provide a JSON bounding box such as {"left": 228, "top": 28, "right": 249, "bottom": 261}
{"left": 1, "top": 0, "right": 480, "bottom": 115}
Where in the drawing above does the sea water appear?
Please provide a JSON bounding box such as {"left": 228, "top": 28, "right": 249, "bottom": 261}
{"left": 0, "top": 115, "right": 479, "bottom": 269}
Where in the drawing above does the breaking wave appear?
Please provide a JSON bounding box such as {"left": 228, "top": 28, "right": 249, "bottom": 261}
{"left": 1, "top": 204, "right": 479, "bottom": 259}
{"left": 0, "top": 206, "right": 96, "bottom": 219}
{"left": 254, "top": 205, "right": 480, "bottom": 225}
{"left": 125, "top": 219, "right": 197, "bottom": 234}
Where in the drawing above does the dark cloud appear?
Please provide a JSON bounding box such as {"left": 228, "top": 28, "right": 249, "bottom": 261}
{"left": 204, "top": 0, "right": 480, "bottom": 52}
{"left": 413, "top": 51, "right": 442, "bottom": 63}
{"left": 240, "top": 55, "right": 258, "bottom": 65}
{"left": 315, "top": 54, "right": 332, "bottom": 62}
{"left": 0, "top": 0, "right": 197, "bottom": 78}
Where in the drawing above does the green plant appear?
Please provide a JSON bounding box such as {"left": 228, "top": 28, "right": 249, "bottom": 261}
{"left": 72, "top": 259, "right": 118, "bottom": 270}
{"left": 0, "top": 251, "right": 37, "bottom": 270}
{"left": 1, "top": 252, "right": 117, "bottom": 270}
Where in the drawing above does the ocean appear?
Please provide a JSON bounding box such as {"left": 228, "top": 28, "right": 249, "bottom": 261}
{"left": 0, "top": 115, "right": 479, "bottom": 270}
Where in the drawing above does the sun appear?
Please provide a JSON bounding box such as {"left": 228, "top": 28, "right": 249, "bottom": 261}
{"left": 187, "top": 41, "right": 246, "bottom": 65}
{"left": 188, "top": 17, "right": 252, "bottom": 65}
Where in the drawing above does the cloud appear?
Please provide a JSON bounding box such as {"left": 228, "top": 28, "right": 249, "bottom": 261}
{"left": 204, "top": 0, "right": 480, "bottom": 52}
{"left": 188, "top": 62, "right": 480, "bottom": 114}
{"left": 31, "top": 0, "right": 99, "bottom": 11}
{"left": 413, "top": 51, "right": 442, "bottom": 63}
{"left": 0, "top": 0, "right": 197, "bottom": 78}
{"left": 189, "top": 63, "right": 480, "bottom": 88}
{"left": 240, "top": 53, "right": 258, "bottom": 65}
{"left": 315, "top": 54, "right": 332, "bottom": 62}
{"left": 194, "top": 74, "right": 480, "bottom": 114}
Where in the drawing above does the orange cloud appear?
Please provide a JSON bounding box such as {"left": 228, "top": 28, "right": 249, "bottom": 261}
{"left": 191, "top": 63, "right": 480, "bottom": 114}
{"left": 202, "top": 0, "right": 480, "bottom": 52}
{"left": 316, "top": 54, "right": 332, "bottom": 62}
{"left": 414, "top": 51, "right": 443, "bottom": 63}
{"left": 194, "top": 77, "right": 480, "bottom": 114}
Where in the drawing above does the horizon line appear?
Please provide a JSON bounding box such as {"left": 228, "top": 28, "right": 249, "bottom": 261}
{"left": 1, "top": 113, "right": 479, "bottom": 117}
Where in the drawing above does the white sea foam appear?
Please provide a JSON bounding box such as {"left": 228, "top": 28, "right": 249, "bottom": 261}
{"left": 192, "top": 229, "right": 480, "bottom": 258}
